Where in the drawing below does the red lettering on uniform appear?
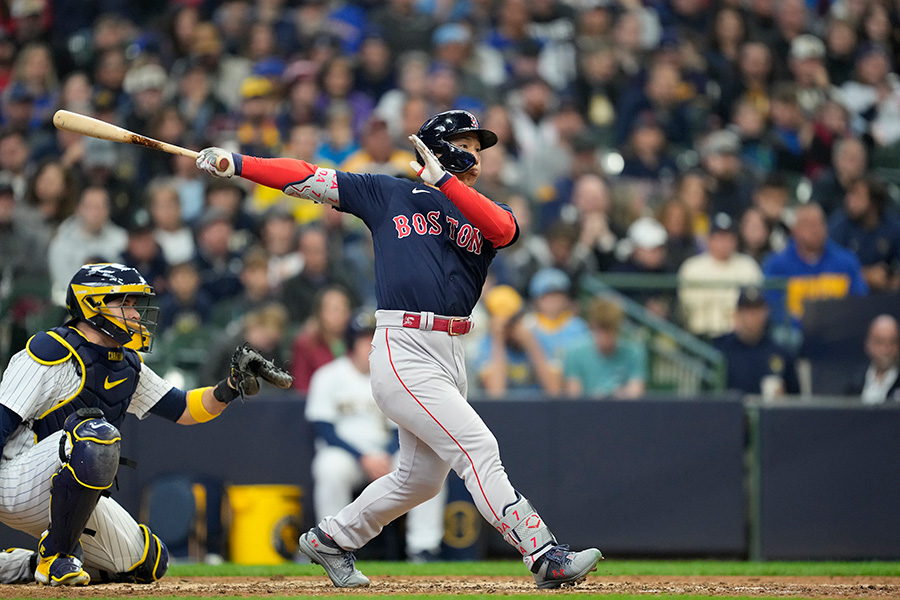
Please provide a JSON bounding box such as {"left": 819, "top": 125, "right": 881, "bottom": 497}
{"left": 500, "top": 523, "right": 510, "bottom": 532}
{"left": 412, "top": 213, "right": 428, "bottom": 235}
{"left": 446, "top": 216, "right": 459, "bottom": 240}
{"left": 427, "top": 211, "right": 442, "bottom": 234}
{"left": 457, "top": 223, "right": 473, "bottom": 248}
{"left": 467, "top": 229, "right": 484, "bottom": 255}
{"left": 531, "top": 537, "right": 538, "bottom": 548}
{"left": 513, "top": 510, "right": 520, "bottom": 521}
{"left": 393, "top": 215, "right": 411, "bottom": 238}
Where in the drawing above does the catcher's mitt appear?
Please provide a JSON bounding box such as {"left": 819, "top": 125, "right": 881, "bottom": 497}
{"left": 229, "top": 343, "right": 294, "bottom": 398}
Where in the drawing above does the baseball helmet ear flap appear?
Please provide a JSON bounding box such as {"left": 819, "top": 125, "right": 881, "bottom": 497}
{"left": 415, "top": 110, "right": 498, "bottom": 173}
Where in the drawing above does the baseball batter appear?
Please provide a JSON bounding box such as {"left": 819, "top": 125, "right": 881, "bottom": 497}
{"left": 197, "top": 109, "right": 602, "bottom": 589}
{"left": 0, "top": 263, "right": 289, "bottom": 586}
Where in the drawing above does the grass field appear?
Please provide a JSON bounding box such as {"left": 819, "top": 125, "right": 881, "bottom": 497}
{"left": 134, "top": 560, "right": 900, "bottom": 600}
{"left": 167, "top": 559, "right": 900, "bottom": 578}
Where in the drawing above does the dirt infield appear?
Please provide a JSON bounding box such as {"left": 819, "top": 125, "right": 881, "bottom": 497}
{"left": 0, "top": 576, "right": 898, "bottom": 598}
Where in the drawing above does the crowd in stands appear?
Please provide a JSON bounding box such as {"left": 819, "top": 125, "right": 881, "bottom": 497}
{"left": 1, "top": 0, "right": 900, "bottom": 401}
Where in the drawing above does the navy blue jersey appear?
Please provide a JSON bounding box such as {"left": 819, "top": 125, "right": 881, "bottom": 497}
{"left": 336, "top": 172, "right": 517, "bottom": 316}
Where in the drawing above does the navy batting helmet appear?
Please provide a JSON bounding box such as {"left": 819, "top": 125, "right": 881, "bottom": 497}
{"left": 415, "top": 110, "right": 498, "bottom": 173}
{"left": 66, "top": 263, "right": 159, "bottom": 351}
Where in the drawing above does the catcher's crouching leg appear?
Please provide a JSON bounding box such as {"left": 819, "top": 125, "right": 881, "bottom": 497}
{"left": 36, "top": 409, "right": 121, "bottom": 586}
{"left": 96, "top": 524, "right": 169, "bottom": 584}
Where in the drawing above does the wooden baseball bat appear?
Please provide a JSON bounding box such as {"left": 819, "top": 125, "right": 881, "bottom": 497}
{"left": 52, "top": 109, "right": 229, "bottom": 171}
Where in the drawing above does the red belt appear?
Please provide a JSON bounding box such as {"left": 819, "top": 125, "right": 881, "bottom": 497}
{"left": 401, "top": 313, "right": 472, "bottom": 336}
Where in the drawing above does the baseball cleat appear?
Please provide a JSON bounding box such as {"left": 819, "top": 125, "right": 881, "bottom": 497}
{"left": 35, "top": 553, "right": 90, "bottom": 587}
{"left": 298, "top": 526, "right": 370, "bottom": 588}
{"left": 531, "top": 545, "right": 603, "bottom": 589}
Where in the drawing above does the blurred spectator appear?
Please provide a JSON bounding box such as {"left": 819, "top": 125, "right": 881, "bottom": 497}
{"left": 374, "top": 51, "right": 430, "bottom": 142}
{"left": 615, "top": 62, "right": 693, "bottom": 149}
{"left": 767, "top": 0, "right": 810, "bottom": 83}
{"left": 738, "top": 206, "right": 774, "bottom": 265}
{"left": 716, "top": 41, "right": 773, "bottom": 123}
{"left": 354, "top": 32, "right": 395, "bottom": 104}
{"left": 316, "top": 104, "right": 360, "bottom": 169}
{"left": 258, "top": 205, "right": 302, "bottom": 292}
{"left": 656, "top": 198, "right": 699, "bottom": 271}
{"left": 280, "top": 225, "right": 360, "bottom": 324}
{"left": 767, "top": 83, "right": 814, "bottom": 176}
{"left": 369, "top": 0, "right": 436, "bottom": 58}
{"left": 542, "top": 221, "right": 594, "bottom": 291}
{"left": 678, "top": 212, "right": 763, "bottom": 338}
{"left": 305, "top": 311, "right": 446, "bottom": 562}
{"left": 619, "top": 111, "right": 678, "bottom": 182}
{"left": 752, "top": 173, "right": 792, "bottom": 253}
{"left": 156, "top": 260, "right": 213, "bottom": 336}
{"left": 288, "top": 284, "right": 352, "bottom": 393}
{"left": 563, "top": 296, "right": 646, "bottom": 399}
{"left": 176, "top": 58, "right": 229, "bottom": 145}
{"left": 79, "top": 135, "right": 136, "bottom": 228}
{"left": 844, "top": 314, "right": 900, "bottom": 403}
{"left": 475, "top": 285, "right": 560, "bottom": 397}
{"left": 191, "top": 208, "right": 244, "bottom": 302}
{"left": 430, "top": 22, "right": 502, "bottom": 104}
{"left": 147, "top": 177, "right": 195, "bottom": 266}
{"left": 806, "top": 98, "right": 853, "bottom": 179}
{"left": 0, "top": 129, "right": 30, "bottom": 200}
{"left": 508, "top": 75, "right": 569, "bottom": 196}
{"left": 809, "top": 136, "right": 868, "bottom": 216}
{"left": 573, "top": 41, "right": 624, "bottom": 141}
{"left": 704, "top": 6, "right": 748, "bottom": 88}
{"left": 203, "top": 301, "right": 290, "bottom": 386}
{"left": 672, "top": 169, "right": 711, "bottom": 237}
{"left": 762, "top": 202, "right": 868, "bottom": 329}
{"left": 562, "top": 173, "right": 619, "bottom": 272}
{"left": 525, "top": 268, "right": 589, "bottom": 370}
{"left": 235, "top": 75, "right": 281, "bottom": 158}
{"left": 824, "top": 17, "right": 857, "bottom": 86}
{"left": 712, "top": 286, "right": 799, "bottom": 397}
{"left": 211, "top": 246, "right": 279, "bottom": 328}
{"left": 341, "top": 116, "right": 415, "bottom": 177}
{"left": 612, "top": 216, "right": 675, "bottom": 320}
{"left": 174, "top": 21, "right": 251, "bottom": 111}
{"left": 729, "top": 97, "right": 775, "bottom": 175}
{"left": 839, "top": 43, "right": 900, "bottom": 148}
{"left": 10, "top": 42, "right": 56, "bottom": 128}
{"left": 700, "top": 129, "right": 759, "bottom": 219}
{"left": 203, "top": 179, "right": 257, "bottom": 247}
{"left": 22, "top": 158, "right": 77, "bottom": 242}
{"left": 828, "top": 177, "right": 900, "bottom": 293}
{"left": 788, "top": 34, "right": 830, "bottom": 119}
{"left": 119, "top": 212, "right": 168, "bottom": 294}
{"left": 121, "top": 63, "right": 167, "bottom": 136}
{"left": 494, "top": 194, "right": 551, "bottom": 296}
{"left": 316, "top": 56, "right": 375, "bottom": 139}
{"left": 47, "top": 185, "right": 127, "bottom": 301}
{"left": 0, "top": 177, "right": 48, "bottom": 289}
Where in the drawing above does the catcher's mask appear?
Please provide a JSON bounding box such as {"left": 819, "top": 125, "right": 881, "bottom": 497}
{"left": 415, "top": 109, "right": 498, "bottom": 174}
{"left": 66, "top": 263, "right": 159, "bottom": 351}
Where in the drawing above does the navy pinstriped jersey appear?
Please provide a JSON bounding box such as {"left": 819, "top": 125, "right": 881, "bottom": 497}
{"left": 336, "top": 172, "right": 518, "bottom": 316}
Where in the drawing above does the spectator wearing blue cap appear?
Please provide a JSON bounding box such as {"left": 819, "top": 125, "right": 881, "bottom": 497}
{"left": 525, "top": 268, "right": 590, "bottom": 372}
{"left": 432, "top": 22, "right": 504, "bottom": 105}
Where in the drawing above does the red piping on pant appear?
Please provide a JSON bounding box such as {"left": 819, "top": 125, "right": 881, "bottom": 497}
{"left": 384, "top": 328, "right": 500, "bottom": 521}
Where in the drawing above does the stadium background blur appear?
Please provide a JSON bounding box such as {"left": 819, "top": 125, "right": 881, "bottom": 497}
{"left": 0, "top": 0, "right": 900, "bottom": 564}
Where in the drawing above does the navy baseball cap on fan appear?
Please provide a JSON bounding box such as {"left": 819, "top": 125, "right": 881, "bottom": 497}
{"left": 737, "top": 286, "right": 767, "bottom": 309}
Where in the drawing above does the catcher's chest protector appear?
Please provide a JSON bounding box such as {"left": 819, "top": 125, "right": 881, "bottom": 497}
{"left": 29, "top": 326, "right": 141, "bottom": 440}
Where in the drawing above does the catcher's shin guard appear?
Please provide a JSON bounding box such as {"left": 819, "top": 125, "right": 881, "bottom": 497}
{"left": 496, "top": 494, "right": 556, "bottom": 565}
{"left": 42, "top": 409, "right": 120, "bottom": 558}
{"left": 99, "top": 524, "right": 169, "bottom": 583}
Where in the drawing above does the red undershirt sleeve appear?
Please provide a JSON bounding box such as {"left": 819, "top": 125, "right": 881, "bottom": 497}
{"left": 236, "top": 155, "right": 318, "bottom": 190}
{"left": 438, "top": 175, "right": 518, "bottom": 247}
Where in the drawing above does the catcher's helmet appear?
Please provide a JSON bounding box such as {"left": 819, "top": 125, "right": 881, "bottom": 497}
{"left": 66, "top": 263, "right": 159, "bottom": 351}
{"left": 415, "top": 110, "right": 498, "bottom": 173}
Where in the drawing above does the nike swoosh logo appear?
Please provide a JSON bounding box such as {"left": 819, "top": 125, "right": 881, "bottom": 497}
{"left": 412, "top": 188, "right": 429, "bottom": 194}
{"left": 104, "top": 376, "right": 128, "bottom": 390}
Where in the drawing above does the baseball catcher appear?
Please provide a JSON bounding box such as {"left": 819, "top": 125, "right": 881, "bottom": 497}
{"left": 0, "top": 263, "right": 290, "bottom": 587}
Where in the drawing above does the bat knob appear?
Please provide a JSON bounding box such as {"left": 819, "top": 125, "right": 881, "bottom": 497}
{"left": 216, "top": 157, "right": 230, "bottom": 172}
